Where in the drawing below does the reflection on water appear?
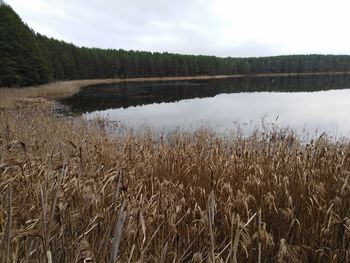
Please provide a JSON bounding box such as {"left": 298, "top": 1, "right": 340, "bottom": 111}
{"left": 59, "top": 75, "right": 350, "bottom": 136}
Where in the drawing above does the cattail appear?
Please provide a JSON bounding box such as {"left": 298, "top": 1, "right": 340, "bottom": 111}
{"left": 1, "top": 101, "right": 349, "bottom": 262}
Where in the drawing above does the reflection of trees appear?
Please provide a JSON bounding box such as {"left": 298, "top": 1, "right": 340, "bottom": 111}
{"left": 60, "top": 75, "right": 350, "bottom": 113}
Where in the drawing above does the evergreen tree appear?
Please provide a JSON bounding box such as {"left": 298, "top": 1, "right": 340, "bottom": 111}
{"left": 0, "top": 3, "right": 49, "bottom": 86}
{"left": 2, "top": 3, "right": 350, "bottom": 87}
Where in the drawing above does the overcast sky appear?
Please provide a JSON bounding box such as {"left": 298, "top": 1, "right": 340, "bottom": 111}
{"left": 6, "top": 0, "right": 350, "bottom": 57}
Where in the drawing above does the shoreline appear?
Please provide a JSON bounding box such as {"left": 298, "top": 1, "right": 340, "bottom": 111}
{"left": 1, "top": 71, "right": 350, "bottom": 108}
{"left": 113, "top": 71, "right": 350, "bottom": 83}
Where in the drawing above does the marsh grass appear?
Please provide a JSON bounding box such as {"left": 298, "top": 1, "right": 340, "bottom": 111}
{"left": 0, "top": 80, "right": 113, "bottom": 108}
{"left": 0, "top": 102, "right": 350, "bottom": 262}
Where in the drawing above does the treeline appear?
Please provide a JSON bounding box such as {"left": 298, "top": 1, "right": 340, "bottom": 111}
{"left": 2, "top": 2, "right": 350, "bottom": 87}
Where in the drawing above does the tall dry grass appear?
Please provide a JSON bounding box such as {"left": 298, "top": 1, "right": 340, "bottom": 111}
{"left": 0, "top": 80, "right": 111, "bottom": 108}
{"left": 0, "top": 103, "right": 350, "bottom": 262}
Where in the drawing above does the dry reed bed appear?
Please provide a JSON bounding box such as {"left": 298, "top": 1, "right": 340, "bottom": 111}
{"left": 0, "top": 80, "right": 113, "bottom": 108}
{"left": 0, "top": 103, "right": 350, "bottom": 262}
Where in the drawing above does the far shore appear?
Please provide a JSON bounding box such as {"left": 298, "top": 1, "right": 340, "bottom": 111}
{"left": 1, "top": 71, "right": 350, "bottom": 108}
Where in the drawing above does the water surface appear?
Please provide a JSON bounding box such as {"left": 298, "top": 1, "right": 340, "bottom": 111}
{"left": 59, "top": 75, "right": 350, "bottom": 137}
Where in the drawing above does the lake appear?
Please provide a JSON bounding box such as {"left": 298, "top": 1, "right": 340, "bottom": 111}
{"left": 58, "top": 75, "right": 350, "bottom": 137}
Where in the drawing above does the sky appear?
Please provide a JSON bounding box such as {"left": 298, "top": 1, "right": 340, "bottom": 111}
{"left": 5, "top": 0, "right": 350, "bottom": 57}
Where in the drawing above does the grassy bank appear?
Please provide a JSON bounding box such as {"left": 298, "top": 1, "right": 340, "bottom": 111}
{"left": 0, "top": 100, "right": 350, "bottom": 262}
{"left": 2, "top": 71, "right": 350, "bottom": 109}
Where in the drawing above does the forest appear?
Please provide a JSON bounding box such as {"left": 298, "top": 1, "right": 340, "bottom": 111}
{"left": 2, "top": 2, "right": 350, "bottom": 87}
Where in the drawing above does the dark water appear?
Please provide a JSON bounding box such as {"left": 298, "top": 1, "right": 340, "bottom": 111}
{"left": 59, "top": 75, "right": 350, "bottom": 136}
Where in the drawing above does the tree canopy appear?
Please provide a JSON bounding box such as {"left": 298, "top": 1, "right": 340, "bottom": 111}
{"left": 2, "top": 3, "right": 350, "bottom": 87}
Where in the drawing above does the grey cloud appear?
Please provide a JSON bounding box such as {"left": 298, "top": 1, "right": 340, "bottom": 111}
{"left": 7, "top": 0, "right": 345, "bottom": 57}
{"left": 7, "top": 0, "right": 275, "bottom": 56}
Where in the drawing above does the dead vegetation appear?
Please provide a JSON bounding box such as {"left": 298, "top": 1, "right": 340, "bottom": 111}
{"left": 0, "top": 80, "right": 96, "bottom": 108}
{"left": 0, "top": 101, "right": 350, "bottom": 262}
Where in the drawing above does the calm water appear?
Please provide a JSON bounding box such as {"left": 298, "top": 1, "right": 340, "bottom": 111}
{"left": 59, "top": 75, "right": 350, "bottom": 136}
